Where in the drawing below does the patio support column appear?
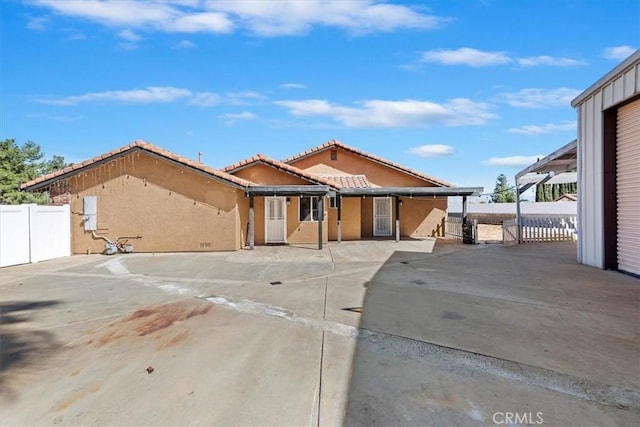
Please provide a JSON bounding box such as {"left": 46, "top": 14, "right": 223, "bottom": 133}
{"left": 318, "top": 195, "right": 324, "bottom": 250}
{"left": 337, "top": 194, "right": 342, "bottom": 243}
{"left": 248, "top": 194, "right": 255, "bottom": 250}
{"left": 462, "top": 196, "right": 467, "bottom": 223}
{"left": 395, "top": 196, "right": 400, "bottom": 242}
{"left": 515, "top": 186, "right": 522, "bottom": 244}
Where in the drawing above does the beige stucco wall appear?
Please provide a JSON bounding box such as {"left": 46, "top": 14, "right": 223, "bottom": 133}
{"left": 290, "top": 147, "right": 448, "bottom": 240}
{"left": 68, "top": 152, "right": 243, "bottom": 254}
{"left": 361, "top": 197, "right": 375, "bottom": 238}
{"left": 290, "top": 148, "right": 436, "bottom": 187}
{"left": 232, "top": 162, "right": 328, "bottom": 246}
{"left": 328, "top": 196, "right": 361, "bottom": 241}
{"left": 359, "top": 196, "right": 446, "bottom": 239}
{"left": 241, "top": 196, "right": 328, "bottom": 246}
{"left": 286, "top": 196, "right": 328, "bottom": 245}
{"left": 399, "top": 197, "right": 447, "bottom": 238}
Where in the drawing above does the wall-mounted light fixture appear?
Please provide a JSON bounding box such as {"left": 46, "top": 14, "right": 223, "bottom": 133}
{"left": 286, "top": 197, "right": 291, "bottom": 206}
{"left": 399, "top": 200, "right": 403, "bottom": 207}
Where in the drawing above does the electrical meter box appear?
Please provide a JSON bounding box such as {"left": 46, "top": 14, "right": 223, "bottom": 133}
{"left": 83, "top": 196, "right": 97, "bottom": 231}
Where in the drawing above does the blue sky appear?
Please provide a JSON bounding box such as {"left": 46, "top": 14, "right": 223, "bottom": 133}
{"left": 1, "top": 0, "right": 638, "bottom": 195}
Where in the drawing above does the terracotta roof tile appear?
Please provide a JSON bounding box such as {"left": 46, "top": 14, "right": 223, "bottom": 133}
{"left": 223, "top": 154, "right": 341, "bottom": 189}
{"left": 283, "top": 139, "right": 453, "bottom": 188}
{"left": 319, "top": 174, "right": 371, "bottom": 189}
{"left": 21, "top": 140, "right": 253, "bottom": 190}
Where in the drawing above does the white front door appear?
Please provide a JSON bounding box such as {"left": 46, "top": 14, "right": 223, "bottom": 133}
{"left": 373, "top": 197, "right": 392, "bottom": 237}
{"left": 265, "top": 197, "right": 286, "bottom": 243}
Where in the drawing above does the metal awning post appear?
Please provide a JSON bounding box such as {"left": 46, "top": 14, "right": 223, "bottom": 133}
{"left": 337, "top": 194, "right": 342, "bottom": 243}
{"left": 395, "top": 196, "right": 401, "bottom": 242}
{"left": 515, "top": 187, "right": 522, "bottom": 244}
{"left": 462, "top": 196, "right": 468, "bottom": 224}
{"left": 318, "top": 196, "right": 324, "bottom": 250}
{"left": 249, "top": 193, "right": 255, "bottom": 250}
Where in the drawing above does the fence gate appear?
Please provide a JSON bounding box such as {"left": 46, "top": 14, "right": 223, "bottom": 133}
{"left": 502, "top": 219, "right": 518, "bottom": 245}
{"left": 0, "top": 204, "right": 71, "bottom": 267}
{"left": 445, "top": 214, "right": 463, "bottom": 240}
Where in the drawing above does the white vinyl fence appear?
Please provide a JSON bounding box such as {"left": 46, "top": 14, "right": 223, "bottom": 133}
{"left": 502, "top": 216, "right": 577, "bottom": 244}
{"left": 0, "top": 204, "right": 71, "bottom": 267}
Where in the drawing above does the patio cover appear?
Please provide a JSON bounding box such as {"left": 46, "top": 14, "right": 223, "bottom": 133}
{"left": 514, "top": 139, "right": 577, "bottom": 243}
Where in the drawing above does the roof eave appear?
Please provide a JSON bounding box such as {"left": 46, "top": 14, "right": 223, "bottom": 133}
{"left": 515, "top": 139, "right": 577, "bottom": 179}
{"left": 21, "top": 145, "right": 250, "bottom": 192}
{"left": 339, "top": 187, "right": 483, "bottom": 197}
{"left": 246, "top": 185, "right": 334, "bottom": 196}
{"left": 571, "top": 50, "right": 640, "bottom": 107}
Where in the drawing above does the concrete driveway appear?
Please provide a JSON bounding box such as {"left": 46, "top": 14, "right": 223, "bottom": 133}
{"left": 1, "top": 240, "right": 638, "bottom": 426}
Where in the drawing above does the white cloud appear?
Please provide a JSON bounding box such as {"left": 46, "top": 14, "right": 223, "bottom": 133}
{"left": 37, "top": 86, "right": 194, "bottom": 105}
{"left": 221, "top": 111, "right": 258, "bottom": 125}
{"left": 33, "top": 0, "right": 233, "bottom": 33}
{"left": 34, "top": 86, "right": 269, "bottom": 108}
{"left": 420, "top": 48, "right": 511, "bottom": 67}
{"left": 64, "top": 28, "right": 88, "bottom": 40}
{"left": 507, "top": 120, "right": 575, "bottom": 135}
{"left": 190, "top": 92, "right": 221, "bottom": 106}
{"left": 27, "top": 113, "right": 78, "bottom": 122}
{"left": 173, "top": 39, "right": 196, "bottom": 49}
{"left": 205, "top": 0, "right": 448, "bottom": 36}
{"left": 516, "top": 55, "right": 585, "bottom": 67}
{"left": 275, "top": 97, "right": 497, "bottom": 128}
{"left": 118, "top": 29, "right": 141, "bottom": 41}
{"left": 226, "top": 90, "right": 267, "bottom": 105}
{"left": 280, "top": 83, "right": 306, "bottom": 89}
{"left": 27, "top": 16, "right": 49, "bottom": 31}
{"left": 483, "top": 155, "right": 543, "bottom": 167}
{"left": 409, "top": 144, "right": 454, "bottom": 157}
{"left": 32, "top": 0, "right": 447, "bottom": 37}
{"left": 602, "top": 45, "right": 637, "bottom": 61}
{"left": 172, "top": 12, "right": 233, "bottom": 33}
{"left": 420, "top": 48, "right": 584, "bottom": 68}
{"left": 498, "top": 87, "right": 581, "bottom": 108}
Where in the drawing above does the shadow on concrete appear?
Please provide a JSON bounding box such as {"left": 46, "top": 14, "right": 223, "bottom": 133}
{"left": 1, "top": 300, "right": 60, "bottom": 399}
{"left": 342, "top": 242, "right": 640, "bottom": 425}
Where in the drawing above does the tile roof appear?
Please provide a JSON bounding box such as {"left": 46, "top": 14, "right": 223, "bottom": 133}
{"left": 20, "top": 140, "right": 253, "bottom": 190}
{"left": 222, "top": 154, "right": 341, "bottom": 189}
{"left": 318, "top": 174, "right": 371, "bottom": 189}
{"left": 283, "top": 139, "right": 453, "bottom": 188}
{"left": 555, "top": 193, "right": 578, "bottom": 201}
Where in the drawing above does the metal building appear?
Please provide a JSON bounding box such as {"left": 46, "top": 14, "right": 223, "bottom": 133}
{"left": 571, "top": 50, "right": 640, "bottom": 275}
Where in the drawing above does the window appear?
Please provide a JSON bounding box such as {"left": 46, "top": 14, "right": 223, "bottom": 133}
{"left": 329, "top": 195, "right": 337, "bottom": 208}
{"left": 330, "top": 149, "right": 338, "bottom": 161}
{"left": 299, "top": 196, "right": 319, "bottom": 221}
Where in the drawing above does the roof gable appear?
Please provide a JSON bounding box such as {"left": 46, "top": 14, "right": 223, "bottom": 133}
{"left": 284, "top": 140, "right": 452, "bottom": 187}
{"left": 223, "top": 154, "right": 340, "bottom": 189}
{"left": 21, "top": 140, "right": 252, "bottom": 191}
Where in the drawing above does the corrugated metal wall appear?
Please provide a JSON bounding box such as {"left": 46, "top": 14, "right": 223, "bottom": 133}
{"left": 575, "top": 56, "right": 640, "bottom": 268}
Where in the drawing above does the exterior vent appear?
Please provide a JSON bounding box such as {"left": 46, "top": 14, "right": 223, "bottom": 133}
{"left": 330, "top": 149, "right": 338, "bottom": 161}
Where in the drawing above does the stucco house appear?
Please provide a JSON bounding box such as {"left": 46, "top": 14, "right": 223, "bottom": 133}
{"left": 21, "top": 139, "right": 482, "bottom": 253}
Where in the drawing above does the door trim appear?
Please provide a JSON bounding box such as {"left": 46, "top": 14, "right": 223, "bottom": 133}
{"left": 265, "top": 197, "right": 287, "bottom": 244}
{"left": 373, "top": 197, "right": 392, "bottom": 237}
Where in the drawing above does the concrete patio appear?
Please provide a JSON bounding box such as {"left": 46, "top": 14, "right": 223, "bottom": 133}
{"left": 1, "top": 239, "right": 638, "bottom": 426}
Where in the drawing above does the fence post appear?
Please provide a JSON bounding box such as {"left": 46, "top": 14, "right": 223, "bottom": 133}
{"left": 28, "top": 204, "right": 36, "bottom": 263}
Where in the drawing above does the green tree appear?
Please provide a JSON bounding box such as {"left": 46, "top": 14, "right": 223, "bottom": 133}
{"left": 535, "top": 181, "right": 578, "bottom": 202}
{"left": 0, "top": 138, "right": 71, "bottom": 204}
{"left": 491, "top": 173, "right": 516, "bottom": 203}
